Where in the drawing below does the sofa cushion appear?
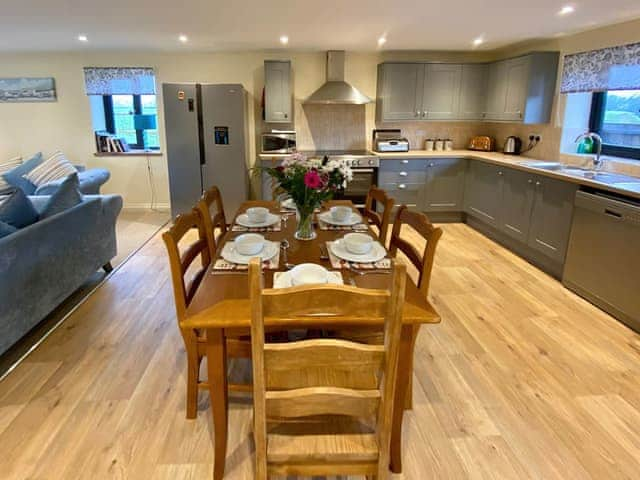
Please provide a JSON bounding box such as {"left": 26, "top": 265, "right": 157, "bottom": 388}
{"left": 0, "top": 156, "right": 22, "bottom": 195}
{"left": 0, "top": 220, "right": 17, "bottom": 239}
{"left": 1, "top": 152, "right": 43, "bottom": 195}
{"left": 0, "top": 189, "right": 39, "bottom": 228}
{"left": 34, "top": 168, "right": 110, "bottom": 196}
{"left": 39, "top": 173, "right": 83, "bottom": 219}
{"left": 23, "top": 151, "right": 78, "bottom": 187}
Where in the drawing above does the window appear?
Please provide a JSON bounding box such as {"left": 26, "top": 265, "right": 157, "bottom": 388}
{"left": 103, "top": 94, "right": 160, "bottom": 150}
{"left": 590, "top": 90, "right": 640, "bottom": 160}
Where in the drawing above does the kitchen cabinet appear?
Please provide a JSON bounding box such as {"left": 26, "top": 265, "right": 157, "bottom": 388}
{"left": 527, "top": 176, "right": 577, "bottom": 263}
{"left": 464, "top": 161, "right": 503, "bottom": 227}
{"left": 423, "top": 158, "right": 466, "bottom": 212}
{"left": 377, "top": 63, "right": 424, "bottom": 121}
{"left": 422, "top": 64, "right": 462, "bottom": 120}
{"left": 264, "top": 60, "right": 292, "bottom": 123}
{"left": 458, "top": 64, "right": 488, "bottom": 120}
{"left": 500, "top": 168, "right": 535, "bottom": 242}
{"left": 379, "top": 159, "right": 426, "bottom": 210}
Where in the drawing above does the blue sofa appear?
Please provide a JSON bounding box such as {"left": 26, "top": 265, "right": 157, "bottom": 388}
{"left": 0, "top": 194, "right": 122, "bottom": 355}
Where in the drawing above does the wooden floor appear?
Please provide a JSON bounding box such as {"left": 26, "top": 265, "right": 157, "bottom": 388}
{"left": 1, "top": 223, "right": 639, "bottom": 479}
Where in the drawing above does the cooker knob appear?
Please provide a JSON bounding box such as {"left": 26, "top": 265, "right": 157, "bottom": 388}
{"left": 368, "top": 159, "right": 375, "bottom": 166}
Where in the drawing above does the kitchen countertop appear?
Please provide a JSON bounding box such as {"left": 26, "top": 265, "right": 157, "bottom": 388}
{"left": 374, "top": 150, "right": 640, "bottom": 201}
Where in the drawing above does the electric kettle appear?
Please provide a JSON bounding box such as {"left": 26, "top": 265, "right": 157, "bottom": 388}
{"left": 503, "top": 136, "right": 522, "bottom": 155}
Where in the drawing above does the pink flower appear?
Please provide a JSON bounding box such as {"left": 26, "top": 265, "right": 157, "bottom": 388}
{"left": 304, "top": 170, "right": 323, "bottom": 189}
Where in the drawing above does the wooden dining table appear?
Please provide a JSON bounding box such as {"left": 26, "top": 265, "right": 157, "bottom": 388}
{"left": 184, "top": 201, "right": 441, "bottom": 479}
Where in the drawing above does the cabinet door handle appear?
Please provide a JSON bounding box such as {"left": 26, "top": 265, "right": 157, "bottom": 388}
{"left": 498, "top": 171, "right": 503, "bottom": 176}
{"left": 399, "top": 171, "right": 408, "bottom": 177}
{"left": 415, "top": 111, "right": 420, "bottom": 117}
{"left": 398, "top": 184, "right": 406, "bottom": 189}
{"left": 284, "top": 113, "right": 288, "bottom": 118}
{"left": 535, "top": 181, "right": 541, "bottom": 186}
{"left": 401, "top": 160, "right": 409, "bottom": 164}
{"left": 528, "top": 179, "right": 533, "bottom": 184}
{"left": 422, "top": 111, "right": 427, "bottom": 118}
{"left": 429, "top": 162, "right": 435, "bottom": 167}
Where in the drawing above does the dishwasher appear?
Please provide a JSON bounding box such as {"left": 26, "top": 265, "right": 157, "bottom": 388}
{"left": 563, "top": 189, "right": 640, "bottom": 332}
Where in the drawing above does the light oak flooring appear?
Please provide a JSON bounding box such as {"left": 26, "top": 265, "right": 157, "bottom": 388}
{"left": 1, "top": 223, "right": 639, "bottom": 479}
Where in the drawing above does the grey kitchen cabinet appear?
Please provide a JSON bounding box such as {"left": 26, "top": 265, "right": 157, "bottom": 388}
{"left": 464, "top": 161, "right": 504, "bottom": 227}
{"left": 527, "top": 176, "right": 578, "bottom": 263}
{"left": 264, "top": 60, "right": 292, "bottom": 123}
{"left": 422, "top": 64, "right": 462, "bottom": 120}
{"left": 483, "top": 52, "right": 559, "bottom": 123}
{"left": 380, "top": 182, "right": 425, "bottom": 210}
{"left": 376, "top": 63, "right": 424, "bottom": 121}
{"left": 500, "top": 168, "right": 535, "bottom": 242}
{"left": 458, "top": 64, "right": 488, "bottom": 120}
{"left": 423, "top": 158, "right": 467, "bottom": 212}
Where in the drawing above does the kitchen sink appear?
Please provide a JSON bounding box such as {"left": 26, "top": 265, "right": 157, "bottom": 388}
{"left": 517, "top": 161, "right": 563, "bottom": 170}
{"left": 612, "top": 182, "right": 640, "bottom": 193}
{"left": 517, "top": 160, "right": 640, "bottom": 185}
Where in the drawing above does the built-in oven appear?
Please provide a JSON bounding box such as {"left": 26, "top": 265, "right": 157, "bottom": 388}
{"left": 261, "top": 131, "right": 296, "bottom": 154}
{"left": 340, "top": 166, "right": 378, "bottom": 207}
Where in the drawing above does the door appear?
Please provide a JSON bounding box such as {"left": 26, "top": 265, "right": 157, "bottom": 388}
{"left": 484, "top": 60, "right": 507, "bottom": 121}
{"left": 500, "top": 168, "right": 535, "bottom": 242}
{"left": 458, "top": 64, "right": 488, "bottom": 120}
{"left": 424, "top": 159, "right": 466, "bottom": 212}
{"left": 380, "top": 64, "right": 424, "bottom": 121}
{"left": 503, "top": 57, "right": 530, "bottom": 121}
{"left": 264, "top": 60, "right": 292, "bottom": 123}
{"left": 200, "top": 84, "right": 248, "bottom": 216}
{"left": 162, "top": 83, "right": 202, "bottom": 219}
{"left": 422, "top": 64, "right": 462, "bottom": 120}
{"left": 527, "top": 175, "right": 577, "bottom": 262}
{"left": 464, "top": 161, "right": 503, "bottom": 226}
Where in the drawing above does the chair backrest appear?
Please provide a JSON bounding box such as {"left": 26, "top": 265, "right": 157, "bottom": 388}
{"left": 388, "top": 205, "right": 443, "bottom": 297}
{"left": 162, "top": 210, "right": 211, "bottom": 321}
{"left": 196, "top": 186, "right": 227, "bottom": 255}
{"left": 248, "top": 258, "right": 406, "bottom": 478}
{"left": 363, "top": 186, "right": 394, "bottom": 245}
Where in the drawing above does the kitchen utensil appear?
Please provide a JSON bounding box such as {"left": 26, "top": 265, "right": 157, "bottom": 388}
{"left": 317, "top": 210, "right": 362, "bottom": 226}
{"left": 280, "top": 239, "right": 295, "bottom": 270}
{"left": 234, "top": 233, "right": 265, "bottom": 256}
{"left": 343, "top": 233, "right": 374, "bottom": 255}
{"left": 220, "top": 240, "right": 278, "bottom": 265}
{"left": 290, "top": 263, "right": 330, "bottom": 285}
{"left": 330, "top": 206, "right": 351, "bottom": 222}
{"left": 246, "top": 207, "right": 269, "bottom": 223}
{"left": 468, "top": 136, "right": 495, "bottom": 151}
{"left": 236, "top": 212, "right": 280, "bottom": 228}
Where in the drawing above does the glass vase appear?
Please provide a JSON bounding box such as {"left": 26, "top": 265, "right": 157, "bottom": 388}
{"left": 294, "top": 208, "right": 316, "bottom": 241}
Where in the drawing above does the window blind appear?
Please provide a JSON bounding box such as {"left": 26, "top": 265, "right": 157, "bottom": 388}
{"left": 560, "top": 41, "right": 640, "bottom": 94}
{"left": 83, "top": 67, "right": 156, "bottom": 95}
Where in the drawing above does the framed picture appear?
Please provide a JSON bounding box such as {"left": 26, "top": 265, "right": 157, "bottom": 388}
{"left": 0, "top": 77, "right": 57, "bottom": 102}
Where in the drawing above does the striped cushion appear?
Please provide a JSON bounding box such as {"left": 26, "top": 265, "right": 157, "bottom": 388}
{"left": 22, "top": 151, "right": 78, "bottom": 187}
{"left": 0, "top": 156, "right": 22, "bottom": 194}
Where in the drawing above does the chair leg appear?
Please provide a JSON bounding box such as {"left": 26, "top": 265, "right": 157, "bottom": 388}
{"left": 102, "top": 261, "right": 114, "bottom": 273}
{"left": 185, "top": 344, "right": 201, "bottom": 419}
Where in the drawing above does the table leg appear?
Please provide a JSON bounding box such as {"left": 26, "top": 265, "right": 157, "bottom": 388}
{"left": 390, "top": 324, "right": 417, "bottom": 474}
{"left": 206, "top": 328, "right": 228, "bottom": 480}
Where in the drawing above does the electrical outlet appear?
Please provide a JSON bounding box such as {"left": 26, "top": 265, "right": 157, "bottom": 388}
{"left": 529, "top": 133, "right": 542, "bottom": 142}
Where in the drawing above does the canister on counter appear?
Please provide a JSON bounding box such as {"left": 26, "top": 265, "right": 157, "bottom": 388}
{"left": 424, "top": 138, "right": 435, "bottom": 151}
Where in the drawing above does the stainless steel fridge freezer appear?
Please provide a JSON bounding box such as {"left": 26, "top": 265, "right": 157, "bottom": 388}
{"left": 163, "top": 83, "right": 248, "bottom": 218}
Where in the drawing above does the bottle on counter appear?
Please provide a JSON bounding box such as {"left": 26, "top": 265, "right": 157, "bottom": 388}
{"left": 424, "top": 138, "right": 435, "bottom": 151}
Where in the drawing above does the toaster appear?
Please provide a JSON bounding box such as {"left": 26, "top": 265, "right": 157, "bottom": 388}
{"left": 468, "top": 136, "right": 495, "bottom": 152}
{"left": 372, "top": 129, "right": 410, "bottom": 152}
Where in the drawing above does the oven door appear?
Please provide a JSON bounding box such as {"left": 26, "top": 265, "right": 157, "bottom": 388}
{"left": 337, "top": 168, "right": 377, "bottom": 207}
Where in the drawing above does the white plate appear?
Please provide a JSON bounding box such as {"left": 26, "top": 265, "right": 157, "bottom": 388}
{"left": 221, "top": 240, "right": 279, "bottom": 265}
{"left": 317, "top": 210, "right": 362, "bottom": 226}
{"left": 329, "top": 239, "right": 386, "bottom": 263}
{"left": 236, "top": 212, "right": 280, "bottom": 228}
{"left": 281, "top": 198, "right": 296, "bottom": 210}
{"left": 274, "top": 270, "right": 343, "bottom": 288}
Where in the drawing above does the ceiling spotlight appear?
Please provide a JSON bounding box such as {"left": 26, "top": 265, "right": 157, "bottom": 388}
{"left": 280, "top": 35, "right": 289, "bottom": 45}
{"left": 77, "top": 35, "right": 88, "bottom": 42}
{"left": 558, "top": 5, "right": 575, "bottom": 15}
{"left": 378, "top": 36, "right": 387, "bottom": 47}
{"left": 473, "top": 37, "right": 484, "bottom": 47}
{"left": 178, "top": 34, "right": 188, "bottom": 43}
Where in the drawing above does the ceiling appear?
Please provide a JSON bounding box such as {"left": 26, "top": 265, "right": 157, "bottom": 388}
{"left": 1, "top": 0, "right": 639, "bottom": 52}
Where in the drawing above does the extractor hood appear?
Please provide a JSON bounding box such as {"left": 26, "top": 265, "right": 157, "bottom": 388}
{"left": 304, "top": 51, "right": 373, "bottom": 105}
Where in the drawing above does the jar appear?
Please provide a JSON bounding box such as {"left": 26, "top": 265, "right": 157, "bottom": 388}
{"left": 434, "top": 139, "right": 444, "bottom": 151}
{"left": 424, "top": 138, "right": 435, "bottom": 151}
{"left": 444, "top": 139, "right": 453, "bottom": 151}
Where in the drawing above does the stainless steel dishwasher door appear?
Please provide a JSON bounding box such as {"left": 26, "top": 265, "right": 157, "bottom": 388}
{"left": 563, "top": 190, "right": 640, "bottom": 332}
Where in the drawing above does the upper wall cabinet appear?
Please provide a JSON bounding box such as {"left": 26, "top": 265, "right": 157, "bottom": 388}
{"left": 376, "top": 52, "right": 559, "bottom": 124}
{"left": 264, "top": 60, "right": 292, "bottom": 123}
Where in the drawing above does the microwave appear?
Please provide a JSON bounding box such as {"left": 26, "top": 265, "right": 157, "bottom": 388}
{"left": 261, "top": 131, "right": 296, "bottom": 154}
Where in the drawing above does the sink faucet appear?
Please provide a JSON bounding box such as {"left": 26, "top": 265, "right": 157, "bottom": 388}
{"left": 574, "top": 131, "right": 603, "bottom": 170}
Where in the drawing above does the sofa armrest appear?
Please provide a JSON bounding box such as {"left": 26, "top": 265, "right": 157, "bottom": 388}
{"left": 34, "top": 168, "right": 111, "bottom": 195}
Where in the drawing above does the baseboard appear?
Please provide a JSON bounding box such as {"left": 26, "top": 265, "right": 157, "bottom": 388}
{"left": 122, "top": 203, "right": 170, "bottom": 212}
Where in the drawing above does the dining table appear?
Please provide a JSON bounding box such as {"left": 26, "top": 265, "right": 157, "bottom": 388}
{"left": 184, "top": 200, "right": 441, "bottom": 479}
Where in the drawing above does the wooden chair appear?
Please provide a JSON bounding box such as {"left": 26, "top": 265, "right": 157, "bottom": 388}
{"left": 363, "top": 186, "right": 395, "bottom": 246}
{"left": 162, "top": 209, "right": 252, "bottom": 420}
{"left": 248, "top": 257, "right": 407, "bottom": 479}
{"left": 388, "top": 205, "right": 443, "bottom": 408}
{"left": 196, "top": 186, "right": 227, "bottom": 255}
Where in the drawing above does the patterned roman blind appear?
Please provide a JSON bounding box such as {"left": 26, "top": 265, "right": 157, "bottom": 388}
{"left": 560, "top": 41, "right": 640, "bottom": 93}
{"left": 83, "top": 67, "right": 156, "bottom": 95}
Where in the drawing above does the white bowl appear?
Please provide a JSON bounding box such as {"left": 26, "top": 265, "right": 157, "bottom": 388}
{"left": 290, "top": 263, "right": 329, "bottom": 286}
{"left": 246, "top": 207, "right": 269, "bottom": 223}
{"left": 330, "top": 206, "right": 351, "bottom": 222}
{"left": 234, "top": 233, "right": 265, "bottom": 256}
{"left": 343, "top": 233, "right": 373, "bottom": 255}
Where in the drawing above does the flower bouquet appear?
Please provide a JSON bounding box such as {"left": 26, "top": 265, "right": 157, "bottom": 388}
{"left": 263, "top": 153, "right": 352, "bottom": 240}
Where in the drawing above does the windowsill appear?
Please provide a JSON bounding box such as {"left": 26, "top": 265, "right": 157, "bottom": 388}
{"left": 94, "top": 150, "right": 163, "bottom": 157}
